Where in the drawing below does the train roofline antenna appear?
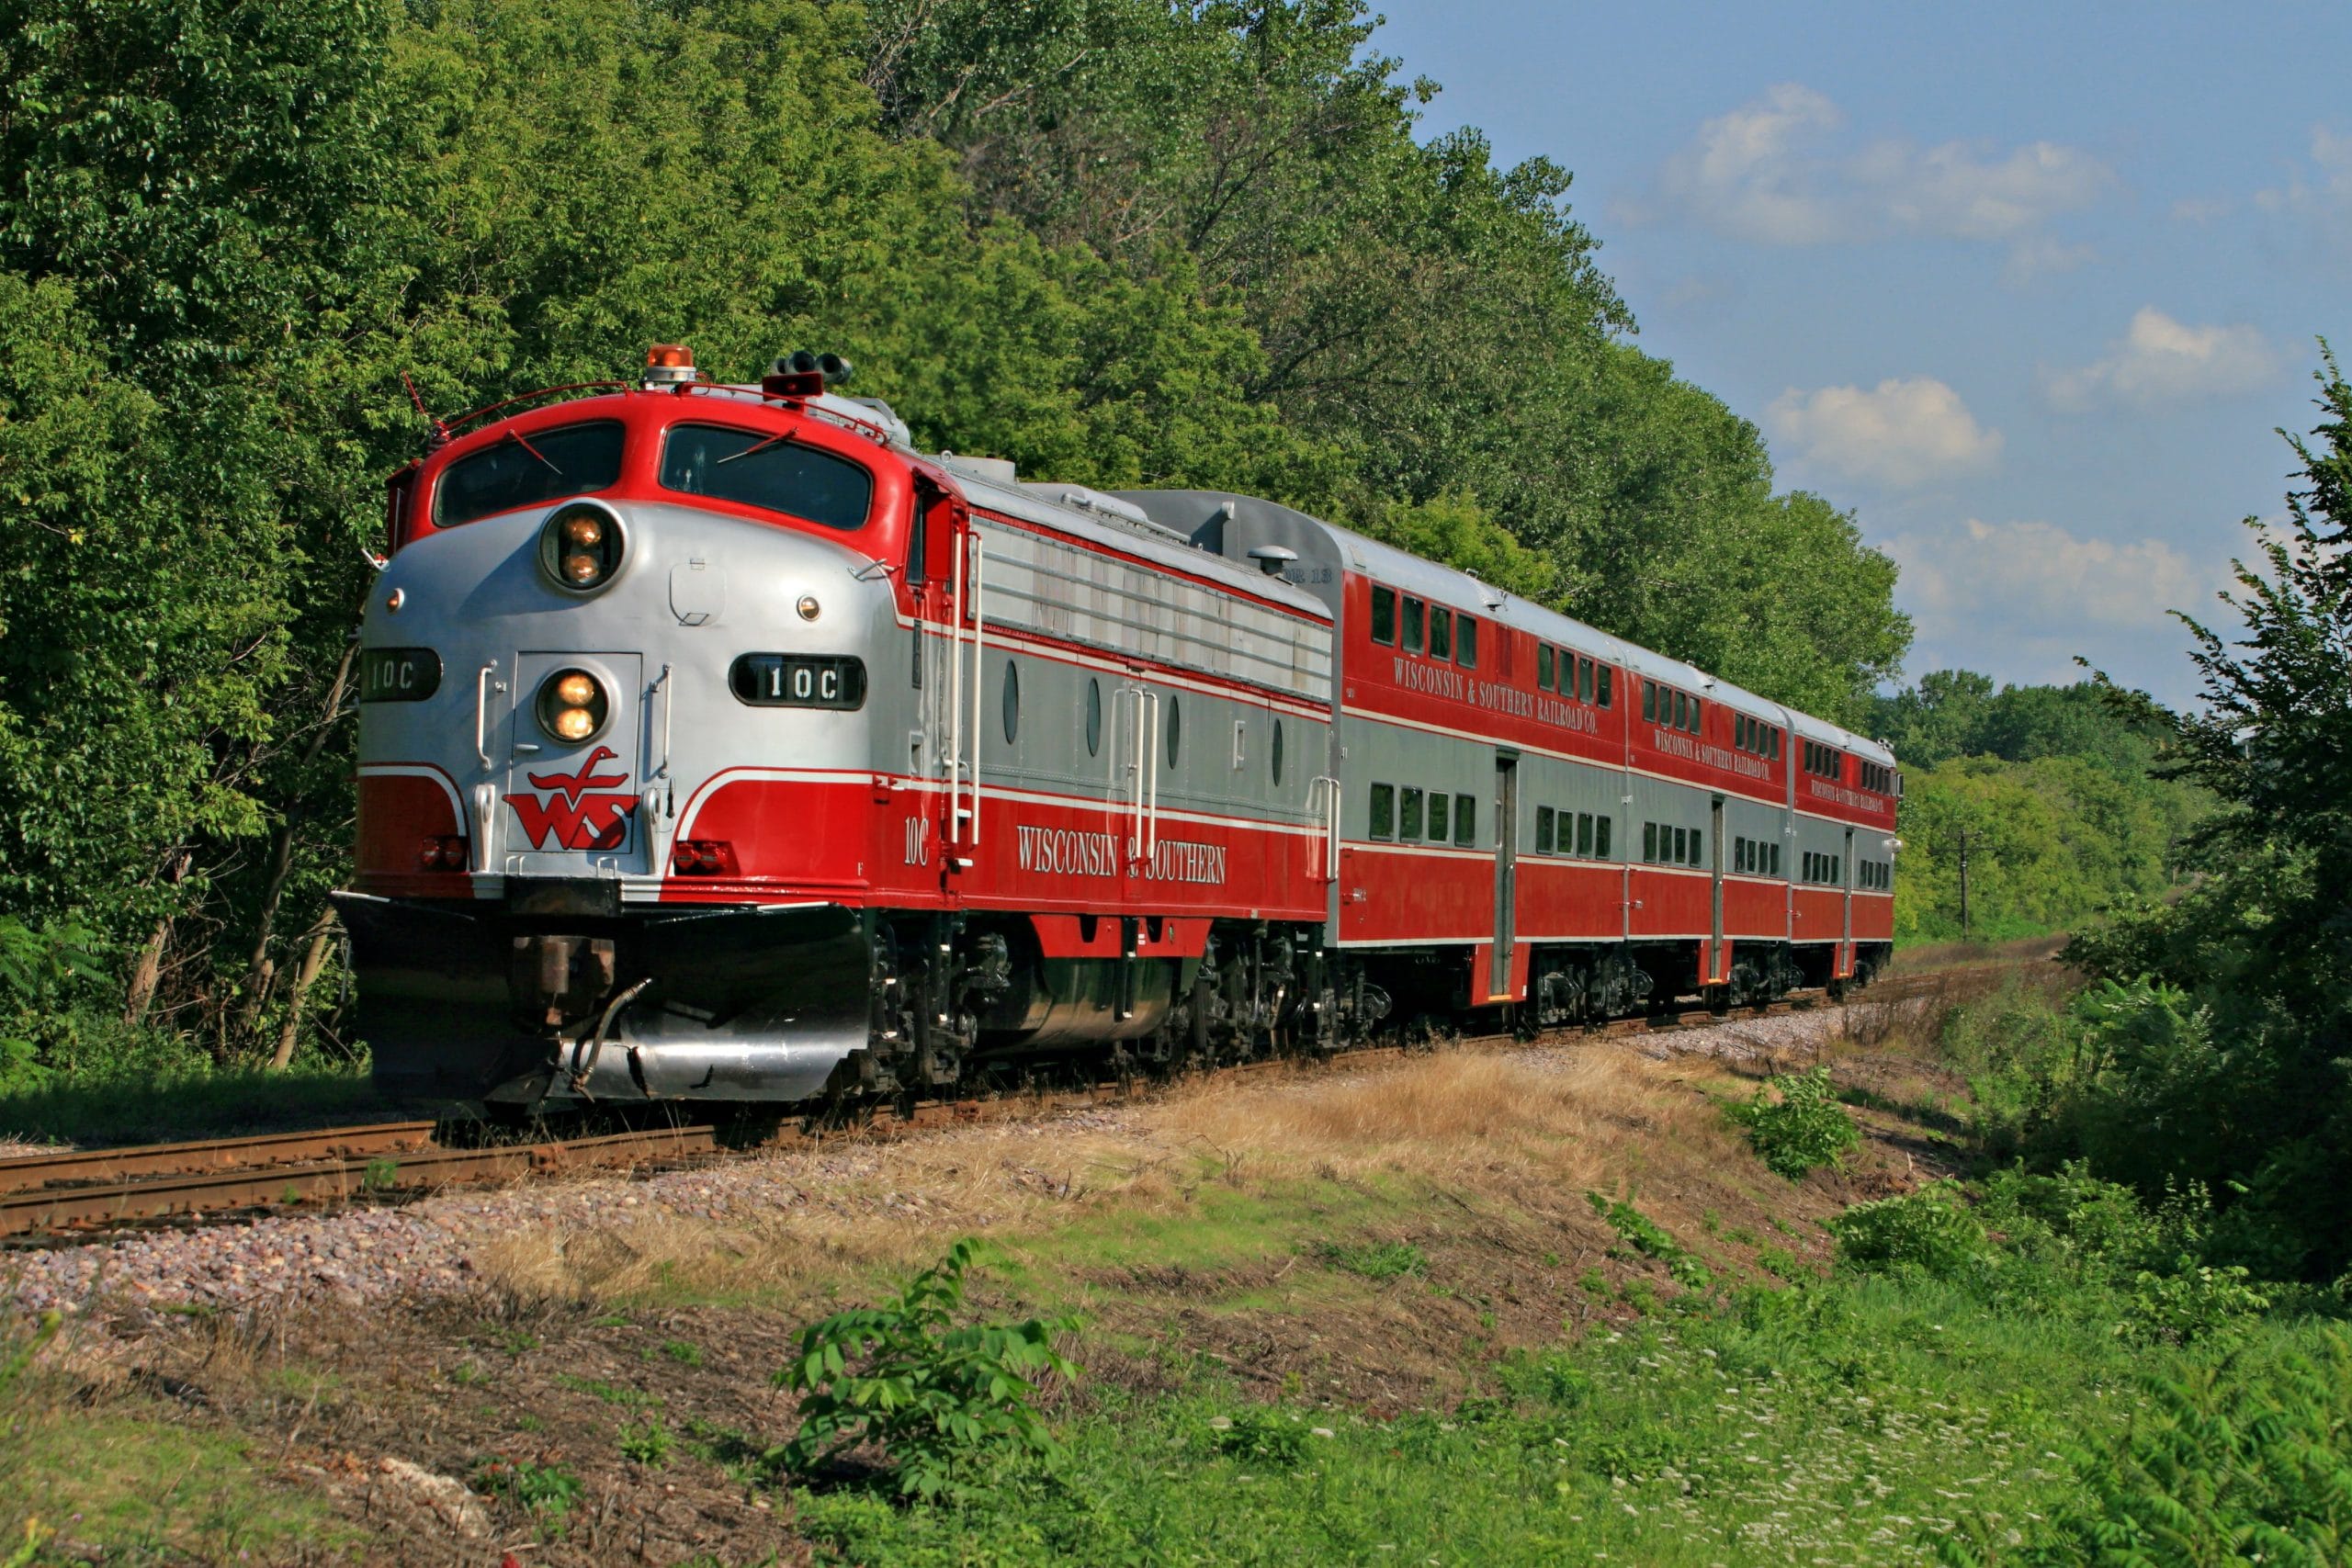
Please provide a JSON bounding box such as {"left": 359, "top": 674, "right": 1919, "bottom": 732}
{"left": 401, "top": 371, "right": 451, "bottom": 453}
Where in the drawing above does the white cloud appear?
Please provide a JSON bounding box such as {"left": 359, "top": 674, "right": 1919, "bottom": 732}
{"left": 1656, "top": 83, "right": 1851, "bottom": 244}
{"left": 2043, "top": 308, "right": 2283, "bottom": 411}
{"left": 1886, "top": 519, "right": 2217, "bottom": 697}
{"left": 1764, "top": 378, "right": 2003, "bottom": 490}
{"left": 1640, "top": 85, "right": 2111, "bottom": 272}
{"left": 2255, "top": 124, "right": 2352, "bottom": 218}
{"left": 1891, "top": 519, "right": 2202, "bottom": 631}
{"left": 1862, "top": 137, "right": 2111, "bottom": 243}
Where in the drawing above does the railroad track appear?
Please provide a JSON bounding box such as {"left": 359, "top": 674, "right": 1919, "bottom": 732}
{"left": 0, "top": 987, "right": 1854, "bottom": 1245}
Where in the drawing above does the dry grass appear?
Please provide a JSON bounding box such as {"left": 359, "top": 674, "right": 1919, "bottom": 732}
{"left": 1889, "top": 932, "right": 2069, "bottom": 976}
{"left": 469, "top": 1042, "right": 1802, "bottom": 1321}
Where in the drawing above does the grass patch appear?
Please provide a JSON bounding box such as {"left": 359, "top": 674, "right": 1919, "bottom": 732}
{"left": 1, "top": 1394, "right": 346, "bottom": 1560}
{"left": 0, "top": 1060, "right": 389, "bottom": 1146}
{"left": 1317, "top": 1240, "right": 1428, "bottom": 1280}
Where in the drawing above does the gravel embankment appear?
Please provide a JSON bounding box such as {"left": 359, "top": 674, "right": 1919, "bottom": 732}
{"left": 6, "top": 1006, "right": 1850, "bottom": 1321}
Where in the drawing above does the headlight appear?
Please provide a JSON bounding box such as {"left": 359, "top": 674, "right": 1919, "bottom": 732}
{"left": 539, "top": 502, "right": 624, "bottom": 592}
{"left": 537, "top": 667, "right": 609, "bottom": 743}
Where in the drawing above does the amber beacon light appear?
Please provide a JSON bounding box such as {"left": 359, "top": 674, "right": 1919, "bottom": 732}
{"left": 642, "top": 343, "right": 696, "bottom": 389}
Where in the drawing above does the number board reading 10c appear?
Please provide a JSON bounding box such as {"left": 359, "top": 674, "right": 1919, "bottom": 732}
{"left": 358, "top": 648, "right": 443, "bottom": 703}
{"left": 729, "top": 654, "right": 867, "bottom": 710}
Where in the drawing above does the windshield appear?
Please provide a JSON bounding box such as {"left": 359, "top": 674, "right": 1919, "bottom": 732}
{"left": 433, "top": 421, "right": 624, "bottom": 526}
{"left": 659, "top": 423, "right": 873, "bottom": 532}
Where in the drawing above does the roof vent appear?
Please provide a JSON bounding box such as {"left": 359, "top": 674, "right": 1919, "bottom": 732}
{"left": 1247, "top": 544, "right": 1299, "bottom": 577}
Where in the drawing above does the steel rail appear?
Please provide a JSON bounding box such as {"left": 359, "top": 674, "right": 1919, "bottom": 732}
{"left": 0, "top": 1122, "right": 438, "bottom": 1197}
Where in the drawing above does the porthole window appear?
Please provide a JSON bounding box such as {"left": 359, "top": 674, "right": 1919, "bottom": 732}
{"left": 1165, "top": 694, "right": 1182, "bottom": 768}
{"left": 1001, "top": 660, "right": 1019, "bottom": 744}
{"left": 1272, "top": 718, "right": 1284, "bottom": 785}
{"left": 1085, "top": 678, "right": 1102, "bottom": 757}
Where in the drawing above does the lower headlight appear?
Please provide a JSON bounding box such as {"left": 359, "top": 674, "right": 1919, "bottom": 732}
{"left": 537, "top": 668, "right": 609, "bottom": 742}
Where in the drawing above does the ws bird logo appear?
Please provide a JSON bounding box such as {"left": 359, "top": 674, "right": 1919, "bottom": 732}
{"left": 505, "top": 745, "right": 639, "bottom": 852}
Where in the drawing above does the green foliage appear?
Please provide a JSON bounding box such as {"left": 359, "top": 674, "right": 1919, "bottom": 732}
{"left": 771, "top": 1238, "right": 1079, "bottom": 1502}
{"left": 660, "top": 1338, "right": 705, "bottom": 1367}
{"left": 1831, "top": 1184, "right": 1991, "bottom": 1280}
{"left": 1318, "top": 1240, "right": 1428, "bottom": 1280}
{"left": 1585, "top": 1191, "right": 1713, "bottom": 1291}
{"left": 1207, "top": 1406, "right": 1317, "bottom": 1468}
{"left": 0, "top": 916, "right": 104, "bottom": 1092}
{"left": 1940, "top": 1331, "right": 2352, "bottom": 1567}
{"left": 1725, "top": 1066, "right": 1861, "bottom": 1179}
{"left": 2121, "top": 1265, "right": 2271, "bottom": 1348}
{"left": 1890, "top": 750, "right": 2203, "bottom": 944}
{"left": 469, "top": 1456, "right": 582, "bottom": 1521}
{"left": 618, "top": 1416, "right": 673, "bottom": 1468}
{"left": 793, "top": 1251, "right": 2349, "bottom": 1568}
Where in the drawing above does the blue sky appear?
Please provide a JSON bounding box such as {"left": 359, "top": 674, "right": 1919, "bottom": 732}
{"left": 1372, "top": 0, "right": 2352, "bottom": 705}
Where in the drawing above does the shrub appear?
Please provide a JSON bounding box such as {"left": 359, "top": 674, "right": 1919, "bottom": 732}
{"left": 771, "top": 1238, "right": 1079, "bottom": 1502}
{"left": 1829, "top": 1184, "right": 1989, "bottom": 1279}
{"left": 0, "top": 916, "right": 104, "bottom": 1093}
{"left": 2122, "top": 1263, "right": 2271, "bottom": 1346}
{"left": 1726, "top": 1066, "right": 1860, "bottom": 1179}
{"left": 1208, "top": 1406, "right": 1315, "bottom": 1467}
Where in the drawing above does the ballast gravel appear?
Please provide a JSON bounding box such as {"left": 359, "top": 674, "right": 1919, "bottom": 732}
{"left": 6, "top": 1005, "right": 1851, "bottom": 1323}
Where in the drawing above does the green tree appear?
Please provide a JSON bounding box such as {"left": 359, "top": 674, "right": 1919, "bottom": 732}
{"left": 2061, "top": 345, "right": 2352, "bottom": 1280}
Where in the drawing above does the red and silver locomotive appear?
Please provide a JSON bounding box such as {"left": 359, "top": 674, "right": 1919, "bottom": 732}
{"left": 340, "top": 346, "right": 1897, "bottom": 1108}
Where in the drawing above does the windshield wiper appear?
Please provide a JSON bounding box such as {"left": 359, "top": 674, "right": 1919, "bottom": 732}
{"left": 504, "top": 427, "right": 560, "bottom": 474}
{"left": 714, "top": 433, "right": 789, "bottom": 467}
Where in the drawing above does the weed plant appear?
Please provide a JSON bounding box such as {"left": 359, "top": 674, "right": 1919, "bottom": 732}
{"left": 1726, "top": 1066, "right": 1862, "bottom": 1179}
{"left": 772, "top": 1238, "right": 1079, "bottom": 1502}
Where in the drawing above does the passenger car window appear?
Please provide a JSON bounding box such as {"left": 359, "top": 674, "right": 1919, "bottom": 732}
{"left": 1429, "top": 606, "right": 1453, "bottom": 661}
{"left": 1538, "top": 645, "right": 1555, "bottom": 691}
{"left": 435, "top": 421, "right": 624, "bottom": 527}
{"left": 660, "top": 423, "right": 873, "bottom": 531}
{"left": 1370, "top": 784, "right": 1394, "bottom": 840}
{"left": 1403, "top": 597, "right": 1425, "bottom": 655}
{"left": 1428, "top": 791, "right": 1450, "bottom": 845}
{"left": 1454, "top": 794, "right": 1476, "bottom": 846}
{"left": 1456, "top": 615, "right": 1477, "bottom": 670}
{"left": 1371, "top": 585, "right": 1396, "bottom": 646}
{"left": 1401, "top": 786, "right": 1424, "bottom": 840}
